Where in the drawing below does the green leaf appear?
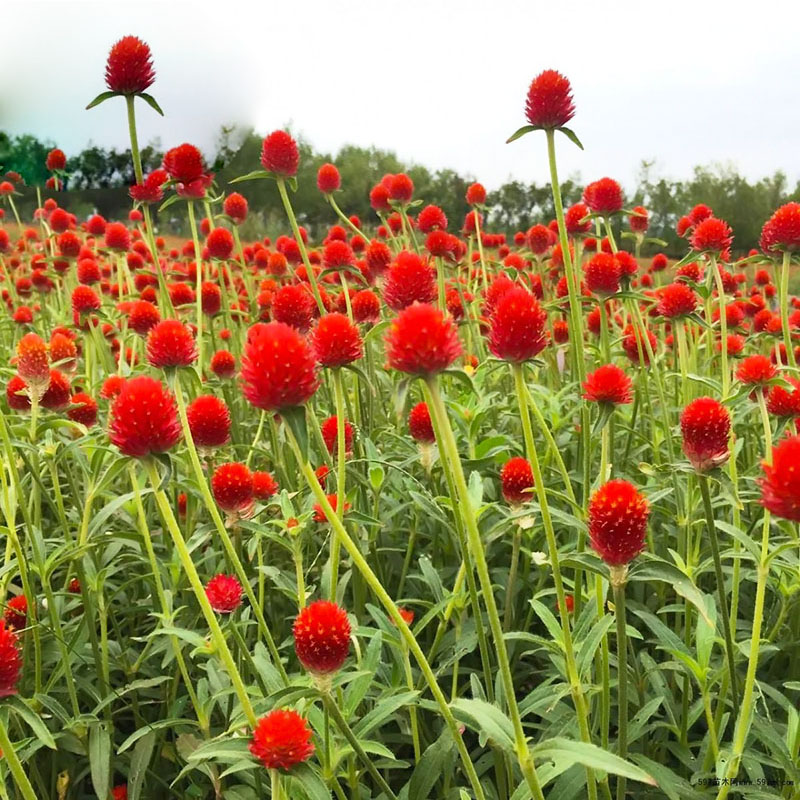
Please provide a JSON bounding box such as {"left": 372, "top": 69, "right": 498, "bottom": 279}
{"left": 591, "top": 402, "right": 616, "bottom": 436}
{"left": 450, "top": 698, "right": 515, "bottom": 752}
{"left": 129, "top": 730, "right": 156, "bottom": 800}
{"left": 441, "top": 368, "right": 476, "bottom": 396}
{"left": 557, "top": 127, "right": 584, "bottom": 150}
{"left": 506, "top": 124, "right": 538, "bottom": 144}
{"left": 136, "top": 92, "right": 164, "bottom": 115}
{"left": 467, "top": 470, "right": 484, "bottom": 509}
{"left": 628, "top": 555, "right": 712, "bottom": 625}
{"left": 531, "top": 737, "right": 656, "bottom": 785}
{"left": 353, "top": 691, "right": 419, "bottom": 737}
{"left": 407, "top": 728, "right": 456, "bottom": 799}
{"left": 281, "top": 405, "right": 309, "bottom": 462}
{"left": 229, "top": 169, "right": 273, "bottom": 184}
{"left": 89, "top": 723, "right": 111, "bottom": 800}
{"left": 157, "top": 193, "right": 184, "bottom": 214}
{"left": 8, "top": 696, "right": 56, "bottom": 749}
{"left": 284, "top": 763, "right": 332, "bottom": 800}
{"left": 85, "top": 90, "right": 119, "bottom": 110}
{"left": 576, "top": 614, "right": 615, "bottom": 678}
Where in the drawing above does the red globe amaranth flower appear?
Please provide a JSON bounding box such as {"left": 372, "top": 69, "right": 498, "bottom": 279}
{"left": 16, "top": 333, "right": 49, "bottom": 394}
{"left": 109, "top": 376, "right": 181, "bottom": 458}
{"left": 293, "top": 600, "right": 351, "bottom": 675}
{"left": 261, "top": 131, "right": 299, "bottom": 178}
{"left": 223, "top": 192, "right": 248, "bottom": 225}
{"left": 388, "top": 173, "right": 414, "bottom": 204}
{"left": 466, "top": 182, "right": 487, "bottom": 206}
{"left": 249, "top": 710, "right": 314, "bottom": 771}
{"left": 417, "top": 205, "right": 448, "bottom": 234}
{"left": 657, "top": 283, "right": 698, "bottom": 319}
{"left": 210, "top": 349, "right": 237, "bottom": 378}
{"left": 500, "top": 457, "right": 534, "bottom": 506}
{"left": 317, "top": 163, "right": 341, "bottom": 194}
{"left": 622, "top": 325, "right": 657, "bottom": 366}
{"left": 584, "top": 178, "right": 623, "bottom": 215}
{"left": 105, "top": 36, "right": 155, "bottom": 94}
{"left": 582, "top": 364, "right": 633, "bottom": 406}
{"left": 351, "top": 289, "right": 381, "bottom": 324}
{"left": 680, "top": 397, "right": 731, "bottom": 472}
{"left": 163, "top": 144, "right": 206, "bottom": 184}
{"left": 104, "top": 222, "right": 131, "bottom": 252}
{"left": 310, "top": 313, "right": 363, "bottom": 367}
{"left": 383, "top": 252, "right": 437, "bottom": 311}
{"left": 253, "top": 471, "right": 279, "bottom": 499}
{"left": 187, "top": 395, "right": 231, "bottom": 448}
{"left": 565, "top": 203, "right": 592, "bottom": 235}
{"left": 524, "top": 70, "right": 575, "bottom": 129}
{"left": 651, "top": 253, "right": 668, "bottom": 272}
{"left": 128, "top": 300, "right": 161, "bottom": 335}
{"left": 205, "top": 574, "right": 243, "bottom": 613}
{"left": 736, "top": 355, "right": 777, "bottom": 391}
{"left": 321, "top": 415, "right": 354, "bottom": 455}
{"left": 0, "top": 620, "right": 21, "bottom": 697}
{"left": 72, "top": 285, "right": 101, "bottom": 315}
{"left": 241, "top": 322, "right": 319, "bottom": 410}
{"left": 629, "top": 206, "right": 649, "bottom": 234}
{"left": 384, "top": 303, "right": 462, "bottom": 376}
{"left": 588, "top": 480, "right": 649, "bottom": 566}
{"left": 760, "top": 202, "right": 800, "bottom": 254}
{"left": 690, "top": 217, "right": 733, "bottom": 254}
{"left": 112, "top": 786, "right": 128, "bottom": 800}
{"left": 584, "top": 253, "right": 621, "bottom": 296}
{"left": 408, "top": 402, "right": 435, "bottom": 443}
{"left": 271, "top": 283, "right": 316, "bottom": 332}
{"left": 101, "top": 375, "right": 127, "bottom": 399}
{"left": 767, "top": 380, "right": 800, "bottom": 417}
{"left": 313, "top": 494, "right": 350, "bottom": 522}
{"left": 130, "top": 169, "right": 167, "bottom": 204}
{"left": 212, "top": 462, "right": 255, "bottom": 516}
{"left": 68, "top": 392, "right": 99, "bottom": 427}
{"left": 41, "top": 370, "right": 72, "bottom": 410}
{"left": 552, "top": 320, "right": 569, "bottom": 344}
{"left": 759, "top": 435, "right": 800, "bottom": 521}
{"left": 488, "top": 287, "right": 548, "bottom": 362}
{"left": 527, "top": 224, "right": 551, "bottom": 255}
{"left": 146, "top": 319, "right": 197, "bottom": 368}
{"left": 4, "top": 596, "right": 27, "bottom": 630}
{"left": 46, "top": 149, "right": 67, "bottom": 172}
{"left": 206, "top": 228, "right": 234, "bottom": 260}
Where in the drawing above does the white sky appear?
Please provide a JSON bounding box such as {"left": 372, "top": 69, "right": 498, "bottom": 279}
{"left": 3, "top": 0, "right": 799, "bottom": 191}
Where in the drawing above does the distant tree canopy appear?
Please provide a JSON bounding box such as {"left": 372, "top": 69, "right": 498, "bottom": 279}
{"left": 2, "top": 127, "right": 798, "bottom": 254}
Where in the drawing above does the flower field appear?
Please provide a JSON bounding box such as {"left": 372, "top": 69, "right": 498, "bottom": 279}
{"left": 1, "top": 35, "right": 800, "bottom": 800}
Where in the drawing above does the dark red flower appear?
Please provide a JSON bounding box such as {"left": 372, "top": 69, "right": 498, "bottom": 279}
{"left": 261, "top": 131, "right": 299, "bottom": 178}
{"left": 760, "top": 435, "right": 800, "bottom": 521}
{"left": 109, "top": 376, "right": 181, "bottom": 458}
{"left": 72, "top": 285, "right": 101, "bottom": 315}
{"left": 310, "top": 313, "right": 363, "bottom": 368}
{"left": 163, "top": 143, "right": 206, "bottom": 185}
{"left": 588, "top": 480, "right": 649, "bottom": 566}
{"left": 201, "top": 282, "right": 222, "bottom": 316}
{"left": 383, "top": 252, "right": 437, "bottom": 311}
{"left": 46, "top": 149, "right": 67, "bottom": 172}
{"left": 760, "top": 202, "right": 800, "bottom": 254}
{"left": 417, "top": 205, "right": 448, "bottom": 234}
{"left": 466, "top": 183, "right": 487, "bottom": 206}
{"left": 584, "top": 253, "right": 621, "bottom": 296}
{"left": 351, "top": 289, "right": 381, "bottom": 324}
{"left": 527, "top": 224, "right": 551, "bottom": 255}
{"left": 0, "top": 620, "right": 22, "bottom": 696}
{"left": 384, "top": 303, "right": 462, "bottom": 376}
{"left": 112, "top": 786, "right": 128, "bottom": 800}
{"left": 104, "top": 222, "right": 131, "bottom": 252}
{"left": 388, "top": 174, "right": 414, "bottom": 204}
{"left": 321, "top": 415, "right": 354, "bottom": 455}
{"left": 657, "top": 283, "right": 698, "bottom": 319}
{"left": 205, "top": 574, "right": 243, "bottom": 613}
{"left": 583, "top": 178, "right": 623, "bottom": 215}
{"left": 41, "top": 370, "right": 72, "bottom": 410}
{"left": 146, "top": 319, "right": 197, "bottom": 368}
{"left": 524, "top": 70, "right": 575, "bottom": 129}
{"left": 187, "top": 395, "right": 231, "bottom": 448}
{"left": 582, "top": 364, "right": 633, "bottom": 405}
{"left": 565, "top": 203, "right": 592, "bottom": 234}
{"left": 242, "top": 322, "right": 319, "bottom": 410}
{"left": 408, "top": 402, "right": 435, "bottom": 443}
{"left": 629, "top": 206, "right": 649, "bottom": 233}
{"left": 105, "top": 36, "right": 155, "bottom": 94}
{"left": 736, "top": 355, "right": 777, "bottom": 390}
{"left": 4, "top": 596, "right": 27, "bottom": 630}
{"left": 249, "top": 710, "right": 314, "bottom": 771}
{"left": 500, "top": 457, "right": 534, "bottom": 506}
{"left": 293, "top": 600, "right": 351, "bottom": 675}
{"left": 212, "top": 462, "right": 254, "bottom": 515}
{"left": 488, "top": 286, "right": 548, "bottom": 362}
{"left": 128, "top": 300, "right": 161, "bottom": 335}
{"left": 253, "top": 471, "right": 279, "bottom": 499}
{"left": 317, "top": 163, "right": 341, "bottom": 194}
{"left": 67, "top": 392, "right": 98, "bottom": 427}
{"left": 223, "top": 192, "right": 248, "bottom": 225}
{"left": 206, "top": 228, "right": 234, "bottom": 260}
{"left": 622, "top": 325, "right": 657, "bottom": 366}
{"left": 271, "top": 283, "right": 316, "bottom": 332}
{"left": 210, "top": 349, "right": 237, "bottom": 378}
{"left": 680, "top": 397, "right": 730, "bottom": 472}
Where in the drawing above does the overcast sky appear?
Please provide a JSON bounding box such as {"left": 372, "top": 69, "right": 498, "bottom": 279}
{"left": 3, "top": 0, "right": 799, "bottom": 192}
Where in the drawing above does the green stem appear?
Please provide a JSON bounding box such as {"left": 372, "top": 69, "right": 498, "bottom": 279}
{"left": 0, "top": 715, "right": 38, "bottom": 800}
{"left": 186, "top": 201, "right": 205, "bottom": 373}
{"left": 612, "top": 575, "right": 628, "bottom": 800}
{"left": 779, "top": 250, "right": 796, "bottom": 368}
{"left": 329, "top": 369, "right": 347, "bottom": 601}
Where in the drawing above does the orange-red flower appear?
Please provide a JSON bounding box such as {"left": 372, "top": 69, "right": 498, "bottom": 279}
{"left": 293, "top": 600, "right": 351, "bottom": 675}
{"left": 249, "top": 710, "right": 314, "bottom": 771}
{"left": 588, "top": 480, "right": 649, "bottom": 566}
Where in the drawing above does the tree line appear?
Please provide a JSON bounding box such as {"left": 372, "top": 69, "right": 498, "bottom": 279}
{"left": 2, "top": 127, "right": 798, "bottom": 255}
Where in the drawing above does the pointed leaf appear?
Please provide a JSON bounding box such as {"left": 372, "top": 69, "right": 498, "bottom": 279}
{"left": 229, "top": 170, "right": 273, "bottom": 184}
{"left": 450, "top": 698, "right": 515, "bottom": 752}
{"left": 85, "top": 91, "right": 119, "bottom": 110}
{"left": 136, "top": 92, "right": 164, "bottom": 116}
{"left": 557, "top": 127, "right": 584, "bottom": 150}
{"left": 281, "top": 405, "right": 309, "bottom": 462}
{"left": 506, "top": 125, "right": 538, "bottom": 144}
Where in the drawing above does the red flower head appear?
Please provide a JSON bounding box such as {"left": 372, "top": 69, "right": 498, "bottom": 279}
{"left": 105, "top": 36, "right": 155, "bottom": 94}
{"left": 759, "top": 435, "right": 800, "bottom": 521}
{"left": 223, "top": 192, "right": 248, "bottom": 225}
{"left": 57, "top": 231, "right": 81, "bottom": 258}
{"left": 351, "top": 289, "right": 381, "bottom": 324}
{"left": 629, "top": 206, "right": 649, "bottom": 233}
{"left": 388, "top": 173, "right": 414, "bottom": 204}
{"left": 250, "top": 710, "right": 315, "bottom": 771}
{"left": 112, "top": 786, "right": 128, "bottom": 800}
{"left": 680, "top": 397, "right": 731, "bottom": 472}
{"left": 584, "top": 252, "right": 621, "bottom": 296}
{"left": 46, "top": 149, "right": 67, "bottom": 172}
{"left": 293, "top": 600, "right": 351, "bottom": 675}
{"left": 146, "top": 319, "right": 198, "bottom": 368}
{"left": 321, "top": 415, "right": 354, "bottom": 455}
{"left": 565, "top": 203, "right": 592, "bottom": 235}
{"left": 690, "top": 217, "right": 733, "bottom": 254}
{"left": 466, "top": 183, "right": 487, "bottom": 206}
{"left": 104, "top": 222, "right": 131, "bottom": 252}
{"left": 187, "top": 395, "right": 231, "bottom": 449}
{"left": 583, "top": 178, "right": 623, "bottom": 216}
{"left": 767, "top": 380, "right": 800, "bottom": 417}
{"left": 622, "top": 325, "right": 657, "bottom": 366}
{"left": 271, "top": 283, "right": 316, "bottom": 332}
{"left": 109, "top": 376, "right": 181, "bottom": 458}
{"left": 736, "top": 354, "right": 777, "bottom": 392}
{"left": 163, "top": 144, "right": 206, "bottom": 185}
{"left": 67, "top": 392, "right": 98, "bottom": 427}
{"left": 588, "top": 480, "right": 649, "bottom": 567}
{"left": 6, "top": 376, "right": 29, "bottom": 412}
{"left": 417, "top": 205, "right": 448, "bottom": 234}
{"left": 310, "top": 313, "right": 363, "bottom": 368}
{"left": 16, "top": 333, "right": 49, "bottom": 395}
{"left": 253, "top": 471, "right": 279, "bottom": 500}
{"left": 384, "top": 303, "right": 462, "bottom": 376}
{"left": 527, "top": 224, "right": 551, "bottom": 255}
{"left": 130, "top": 169, "right": 167, "bottom": 204}
{"left": 488, "top": 286, "right": 548, "bottom": 362}
{"left": 317, "top": 163, "right": 341, "bottom": 194}
{"left": 657, "top": 283, "right": 698, "bottom": 319}
{"left": 322, "top": 239, "right": 354, "bottom": 270}
{"left": 524, "top": 70, "right": 575, "bottom": 129}
{"left": 128, "top": 300, "right": 161, "bottom": 335}
{"left": 241, "top": 322, "right": 319, "bottom": 410}
{"left": 72, "top": 285, "right": 101, "bottom": 315}
{"left": 101, "top": 375, "right": 127, "bottom": 399}
{"left": 211, "top": 349, "right": 237, "bottom": 379}
{"left": 0, "top": 620, "right": 22, "bottom": 697}
{"left": 383, "top": 252, "right": 437, "bottom": 311}
{"left": 553, "top": 320, "right": 569, "bottom": 344}
{"left": 212, "top": 462, "right": 255, "bottom": 515}
{"left": 206, "top": 228, "right": 234, "bottom": 260}
{"left": 261, "top": 131, "right": 299, "bottom": 178}
{"left": 408, "top": 401, "right": 435, "bottom": 443}
{"left": 365, "top": 240, "right": 392, "bottom": 278}
{"left": 205, "top": 574, "right": 243, "bottom": 613}
{"left": 41, "top": 370, "right": 72, "bottom": 410}
{"left": 369, "top": 184, "right": 391, "bottom": 213}
{"left": 582, "top": 364, "right": 633, "bottom": 406}
{"left": 500, "top": 457, "right": 534, "bottom": 506}
{"left": 760, "top": 202, "right": 800, "bottom": 254}
{"left": 4, "top": 596, "right": 27, "bottom": 630}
